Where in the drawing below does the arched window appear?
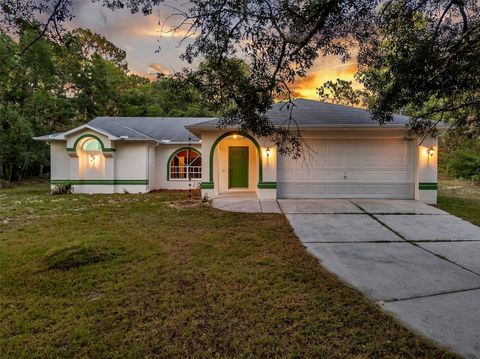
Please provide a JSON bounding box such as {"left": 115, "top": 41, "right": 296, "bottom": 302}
{"left": 81, "top": 138, "right": 102, "bottom": 167}
{"left": 82, "top": 138, "right": 102, "bottom": 152}
{"left": 170, "top": 149, "right": 202, "bottom": 180}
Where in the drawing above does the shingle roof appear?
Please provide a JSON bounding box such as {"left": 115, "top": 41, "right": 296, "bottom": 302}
{"left": 188, "top": 99, "right": 411, "bottom": 128}
{"left": 34, "top": 100, "right": 424, "bottom": 143}
{"left": 33, "top": 117, "right": 219, "bottom": 142}
{"left": 87, "top": 117, "right": 220, "bottom": 142}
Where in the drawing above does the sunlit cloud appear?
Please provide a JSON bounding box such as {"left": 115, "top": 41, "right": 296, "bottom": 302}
{"left": 149, "top": 63, "right": 172, "bottom": 75}
{"left": 67, "top": 1, "right": 358, "bottom": 97}
{"left": 290, "top": 55, "right": 359, "bottom": 100}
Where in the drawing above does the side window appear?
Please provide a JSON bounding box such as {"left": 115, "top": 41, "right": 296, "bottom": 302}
{"left": 170, "top": 149, "right": 201, "bottom": 179}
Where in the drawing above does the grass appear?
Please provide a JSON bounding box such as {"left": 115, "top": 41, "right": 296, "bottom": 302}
{"left": 0, "top": 179, "right": 458, "bottom": 358}
{"left": 437, "top": 178, "right": 480, "bottom": 226}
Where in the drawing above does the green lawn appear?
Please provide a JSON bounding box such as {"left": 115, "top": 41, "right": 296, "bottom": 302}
{"left": 437, "top": 179, "right": 480, "bottom": 226}
{"left": 0, "top": 180, "right": 457, "bottom": 358}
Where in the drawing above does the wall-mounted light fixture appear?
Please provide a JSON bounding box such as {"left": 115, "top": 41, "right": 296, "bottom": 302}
{"left": 265, "top": 147, "right": 271, "bottom": 158}
{"left": 426, "top": 146, "right": 435, "bottom": 157}
{"left": 233, "top": 134, "right": 238, "bottom": 140}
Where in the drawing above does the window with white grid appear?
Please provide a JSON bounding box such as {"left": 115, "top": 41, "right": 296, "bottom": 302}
{"left": 169, "top": 149, "right": 202, "bottom": 180}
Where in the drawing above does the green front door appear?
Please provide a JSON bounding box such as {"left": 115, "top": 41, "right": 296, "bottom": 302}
{"left": 229, "top": 146, "right": 249, "bottom": 188}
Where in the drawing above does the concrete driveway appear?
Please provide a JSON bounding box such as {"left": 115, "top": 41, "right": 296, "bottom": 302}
{"left": 279, "top": 199, "right": 480, "bottom": 359}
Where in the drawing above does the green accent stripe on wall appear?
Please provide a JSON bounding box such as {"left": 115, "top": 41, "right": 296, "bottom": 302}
{"left": 200, "top": 181, "right": 214, "bottom": 189}
{"left": 419, "top": 182, "right": 438, "bottom": 190}
{"left": 257, "top": 181, "right": 277, "bottom": 189}
{"left": 51, "top": 179, "right": 148, "bottom": 185}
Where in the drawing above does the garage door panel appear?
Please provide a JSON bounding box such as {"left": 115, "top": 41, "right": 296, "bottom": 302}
{"left": 294, "top": 170, "right": 311, "bottom": 181}
{"left": 347, "top": 170, "right": 411, "bottom": 181}
{"left": 278, "top": 139, "right": 414, "bottom": 199}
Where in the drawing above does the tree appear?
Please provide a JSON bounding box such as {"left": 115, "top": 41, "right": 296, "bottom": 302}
{"left": 119, "top": 77, "right": 215, "bottom": 117}
{"left": 1, "top": 0, "right": 479, "bottom": 155}
{"left": 351, "top": 1, "right": 479, "bottom": 139}
{"left": 0, "top": 23, "right": 215, "bottom": 182}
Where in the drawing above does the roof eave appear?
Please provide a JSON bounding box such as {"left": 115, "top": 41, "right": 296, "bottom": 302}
{"left": 58, "top": 124, "right": 119, "bottom": 140}
{"left": 33, "top": 136, "right": 65, "bottom": 141}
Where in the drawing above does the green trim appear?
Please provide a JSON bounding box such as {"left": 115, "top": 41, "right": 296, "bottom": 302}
{"left": 257, "top": 181, "right": 277, "bottom": 189}
{"left": 200, "top": 181, "right": 214, "bottom": 189}
{"left": 51, "top": 179, "right": 148, "bottom": 185}
{"left": 166, "top": 147, "right": 201, "bottom": 180}
{"left": 209, "top": 131, "right": 263, "bottom": 183}
{"left": 419, "top": 182, "right": 438, "bottom": 190}
{"left": 66, "top": 133, "right": 115, "bottom": 153}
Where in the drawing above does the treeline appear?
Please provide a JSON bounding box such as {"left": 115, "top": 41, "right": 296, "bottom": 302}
{"left": 0, "top": 26, "right": 213, "bottom": 182}
{"left": 440, "top": 135, "right": 480, "bottom": 184}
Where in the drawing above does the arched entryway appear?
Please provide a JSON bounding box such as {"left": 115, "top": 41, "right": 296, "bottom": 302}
{"left": 210, "top": 132, "right": 262, "bottom": 196}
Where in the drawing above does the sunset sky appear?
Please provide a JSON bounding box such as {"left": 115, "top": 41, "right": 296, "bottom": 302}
{"left": 69, "top": 1, "right": 357, "bottom": 100}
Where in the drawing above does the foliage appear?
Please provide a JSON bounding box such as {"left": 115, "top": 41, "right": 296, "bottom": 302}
{"left": 318, "top": 79, "right": 366, "bottom": 107}
{"left": 119, "top": 77, "right": 215, "bottom": 117}
{"left": 0, "top": 25, "right": 213, "bottom": 182}
{"left": 440, "top": 135, "right": 480, "bottom": 180}
{"left": 318, "top": 1, "right": 480, "bottom": 139}
{"left": 50, "top": 182, "right": 73, "bottom": 195}
{"left": 472, "top": 174, "right": 480, "bottom": 187}
{"left": 1, "top": 0, "right": 479, "bottom": 158}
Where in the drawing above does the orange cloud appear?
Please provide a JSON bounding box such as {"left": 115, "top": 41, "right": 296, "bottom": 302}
{"left": 148, "top": 63, "right": 172, "bottom": 75}
{"left": 290, "top": 55, "right": 359, "bottom": 99}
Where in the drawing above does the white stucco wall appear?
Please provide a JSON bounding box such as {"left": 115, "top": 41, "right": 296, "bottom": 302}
{"left": 50, "top": 133, "right": 206, "bottom": 194}
{"left": 113, "top": 142, "right": 149, "bottom": 193}
{"left": 199, "top": 128, "right": 438, "bottom": 202}
{"left": 154, "top": 144, "right": 202, "bottom": 190}
{"left": 416, "top": 136, "right": 438, "bottom": 204}
{"left": 50, "top": 142, "right": 70, "bottom": 181}
{"left": 48, "top": 126, "right": 438, "bottom": 201}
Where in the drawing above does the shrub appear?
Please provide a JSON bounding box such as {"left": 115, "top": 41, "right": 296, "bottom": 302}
{"left": 472, "top": 174, "right": 480, "bottom": 186}
{"left": 440, "top": 135, "right": 480, "bottom": 180}
{"left": 447, "top": 151, "right": 480, "bottom": 179}
{"left": 51, "top": 182, "right": 73, "bottom": 195}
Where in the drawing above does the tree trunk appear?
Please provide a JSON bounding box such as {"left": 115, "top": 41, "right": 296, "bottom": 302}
{"left": 7, "top": 164, "right": 13, "bottom": 184}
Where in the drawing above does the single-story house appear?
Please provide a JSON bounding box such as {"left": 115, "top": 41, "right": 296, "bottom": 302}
{"left": 35, "top": 99, "right": 440, "bottom": 203}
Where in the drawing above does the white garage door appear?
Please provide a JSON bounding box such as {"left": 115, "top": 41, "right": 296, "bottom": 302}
{"left": 277, "top": 139, "right": 415, "bottom": 199}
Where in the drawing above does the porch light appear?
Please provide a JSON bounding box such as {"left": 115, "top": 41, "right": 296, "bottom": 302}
{"left": 426, "top": 146, "right": 435, "bottom": 157}
{"left": 265, "top": 147, "right": 271, "bottom": 158}
{"left": 233, "top": 134, "right": 238, "bottom": 140}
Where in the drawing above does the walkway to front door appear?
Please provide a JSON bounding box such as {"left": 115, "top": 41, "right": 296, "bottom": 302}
{"left": 212, "top": 192, "right": 281, "bottom": 213}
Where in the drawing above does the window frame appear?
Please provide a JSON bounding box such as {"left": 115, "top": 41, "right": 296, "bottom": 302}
{"left": 168, "top": 147, "right": 202, "bottom": 181}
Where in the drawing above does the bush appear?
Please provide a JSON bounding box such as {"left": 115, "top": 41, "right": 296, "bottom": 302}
{"left": 447, "top": 151, "right": 480, "bottom": 179}
{"left": 472, "top": 174, "right": 480, "bottom": 186}
{"left": 440, "top": 135, "right": 480, "bottom": 180}
{"left": 51, "top": 182, "right": 73, "bottom": 195}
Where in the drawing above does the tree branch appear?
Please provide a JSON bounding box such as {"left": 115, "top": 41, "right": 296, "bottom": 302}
{"left": 18, "top": 0, "right": 65, "bottom": 56}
